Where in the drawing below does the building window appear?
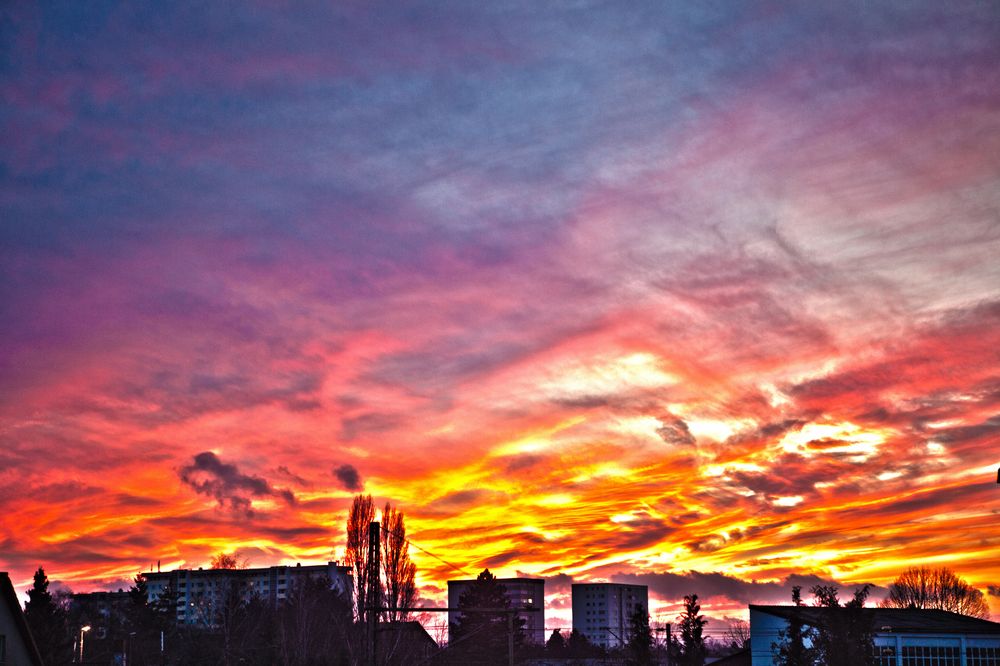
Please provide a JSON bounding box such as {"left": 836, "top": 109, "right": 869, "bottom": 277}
{"left": 900, "top": 645, "right": 961, "bottom": 666}
{"left": 872, "top": 646, "right": 896, "bottom": 666}
{"left": 968, "top": 647, "right": 1000, "bottom": 666}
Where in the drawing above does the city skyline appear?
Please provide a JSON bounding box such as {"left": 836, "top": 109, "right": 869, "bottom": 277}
{"left": 2, "top": 0, "right": 999, "bottom": 631}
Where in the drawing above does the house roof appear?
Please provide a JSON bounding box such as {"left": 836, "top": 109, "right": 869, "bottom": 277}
{"left": 378, "top": 620, "right": 438, "bottom": 647}
{"left": 709, "top": 648, "right": 751, "bottom": 665}
{"left": 750, "top": 605, "right": 1000, "bottom": 635}
{"left": 0, "top": 572, "right": 45, "bottom": 666}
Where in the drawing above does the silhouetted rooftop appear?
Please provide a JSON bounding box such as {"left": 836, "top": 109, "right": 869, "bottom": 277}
{"left": 750, "top": 605, "right": 1000, "bottom": 634}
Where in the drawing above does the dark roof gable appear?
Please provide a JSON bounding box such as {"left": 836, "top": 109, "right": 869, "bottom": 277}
{"left": 0, "top": 572, "right": 45, "bottom": 666}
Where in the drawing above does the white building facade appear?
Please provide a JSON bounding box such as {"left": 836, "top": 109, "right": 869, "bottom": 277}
{"left": 749, "top": 605, "right": 1000, "bottom": 666}
{"left": 144, "top": 561, "right": 352, "bottom": 626}
{"left": 571, "top": 583, "right": 649, "bottom": 649}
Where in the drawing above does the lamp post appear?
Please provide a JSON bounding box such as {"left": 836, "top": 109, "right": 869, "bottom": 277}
{"left": 127, "top": 631, "right": 137, "bottom": 666}
{"left": 79, "top": 625, "right": 91, "bottom": 664}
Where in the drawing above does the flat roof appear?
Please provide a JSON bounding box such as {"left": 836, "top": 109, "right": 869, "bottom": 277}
{"left": 143, "top": 562, "right": 348, "bottom": 578}
{"left": 448, "top": 577, "right": 544, "bottom": 584}
{"left": 750, "top": 605, "right": 1000, "bottom": 635}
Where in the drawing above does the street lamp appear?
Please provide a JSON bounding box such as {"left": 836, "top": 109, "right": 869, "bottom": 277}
{"left": 127, "top": 631, "right": 137, "bottom": 666}
{"left": 79, "top": 625, "right": 91, "bottom": 663}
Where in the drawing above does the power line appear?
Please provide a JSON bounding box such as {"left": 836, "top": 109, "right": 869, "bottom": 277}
{"left": 379, "top": 523, "right": 473, "bottom": 577}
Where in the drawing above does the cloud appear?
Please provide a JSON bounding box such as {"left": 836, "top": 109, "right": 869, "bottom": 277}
{"left": 528, "top": 572, "right": 573, "bottom": 594}
{"left": 657, "top": 414, "right": 696, "bottom": 446}
{"left": 612, "top": 570, "right": 887, "bottom": 606}
{"left": 332, "top": 464, "right": 363, "bottom": 492}
{"left": 340, "top": 412, "right": 403, "bottom": 442}
{"left": 179, "top": 452, "right": 296, "bottom": 516}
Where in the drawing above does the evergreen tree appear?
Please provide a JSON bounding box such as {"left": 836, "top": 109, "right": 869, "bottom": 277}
{"left": 24, "top": 566, "right": 72, "bottom": 665}
{"left": 772, "top": 586, "right": 817, "bottom": 666}
{"left": 626, "top": 603, "right": 653, "bottom": 666}
{"left": 448, "top": 569, "right": 525, "bottom": 666}
{"left": 151, "top": 582, "right": 182, "bottom": 634}
{"left": 566, "top": 628, "right": 601, "bottom": 658}
{"left": 127, "top": 574, "right": 158, "bottom": 629}
{"left": 678, "top": 594, "right": 707, "bottom": 666}
{"left": 545, "top": 629, "right": 567, "bottom": 655}
{"left": 125, "top": 574, "right": 165, "bottom": 665}
{"left": 810, "top": 585, "right": 875, "bottom": 666}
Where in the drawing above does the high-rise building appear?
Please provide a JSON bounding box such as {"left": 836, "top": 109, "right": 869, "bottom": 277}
{"left": 571, "top": 582, "right": 648, "bottom": 649}
{"left": 143, "top": 561, "right": 352, "bottom": 626}
{"left": 447, "top": 577, "right": 545, "bottom": 644}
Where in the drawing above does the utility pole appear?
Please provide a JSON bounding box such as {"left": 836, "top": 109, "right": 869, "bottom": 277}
{"left": 665, "top": 622, "right": 671, "bottom": 666}
{"left": 508, "top": 611, "right": 514, "bottom": 666}
{"left": 367, "top": 521, "right": 381, "bottom": 666}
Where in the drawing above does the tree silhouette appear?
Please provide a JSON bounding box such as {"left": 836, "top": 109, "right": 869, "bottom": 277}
{"left": 810, "top": 584, "right": 875, "bottom": 666}
{"left": 725, "top": 618, "right": 750, "bottom": 650}
{"left": 381, "top": 501, "right": 416, "bottom": 622}
{"left": 566, "top": 627, "right": 601, "bottom": 658}
{"left": 24, "top": 566, "right": 72, "bottom": 665}
{"left": 772, "top": 586, "right": 816, "bottom": 666}
{"left": 546, "top": 628, "right": 567, "bottom": 655}
{"left": 346, "top": 493, "right": 377, "bottom": 625}
{"left": 448, "top": 569, "right": 525, "bottom": 665}
{"left": 277, "top": 575, "right": 355, "bottom": 665}
{"left": 881, "top": 566, "right": 990, "bottom": 618}
{"left": 210, "top": 552, "right": 249, "bottom": 570}
{"left": 678, "top": 594, "right": 707, "bottom": 666}
{"left": 626, "top": 603, "right": 653, "bottom": 665}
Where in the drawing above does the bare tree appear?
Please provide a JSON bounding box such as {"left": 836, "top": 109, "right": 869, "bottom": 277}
{"left": 881, "top": 566, "right": 990, "bottom": 619}
{"left": 725, "top": 618, "right": 750, "bottom": 649}
{"left": 278, "top": 575, "right": 354, "bottom": 666}
{"left": 211, "top": 552, "right": 249, "bottom": 569}
{"left": 381, "top": 502, "right": 417, "bottom": 622}
{"left": 346, "top": 493, "right": 377, "bottom": 624}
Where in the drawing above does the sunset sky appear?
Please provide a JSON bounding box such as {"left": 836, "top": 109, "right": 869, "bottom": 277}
{"left": 2, "top": 1, "right": 999, "bottom": 631}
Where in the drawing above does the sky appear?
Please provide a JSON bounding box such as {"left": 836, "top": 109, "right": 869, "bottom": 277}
{"left": 2, "top": 0, "right": 1000, "bottom": 631}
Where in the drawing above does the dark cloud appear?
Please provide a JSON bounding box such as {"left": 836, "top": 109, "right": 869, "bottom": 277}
{"left": 988, "top": 585, "right": 1000, "bottom": 598}
{"left": 332, "top": 464, "right": 363, "bottom": 492}
{"left": 553, "top": 395, "right": 611, "bottom": 409}
{"left": 934, "top": 416, "right": 1000, "bottom": 444}
{"left": 526, "top": 572, "right": 573, "bottom": 594}
{"left": 725, "top": 419, "right": 808, "bottom": 448}
{"left": 481, "top": 551, "right": 522, "bottom": 569}
{"left": 179, "top": 452, "right": 296, "bottom": 517}
{"left": 425, "top": 489, "right": 508, "bottom": 511}
{"left": 686, "top": 521, "right": 791, "bottom": 554}
{"left": 111, "top": 493, "right": 164, "bottom": 508}
{"left": 657, "top": 414, "right": 695, "bottom": 446}
{"left": 612, "top": 570, "right": 886, "bottom": 605}
{"left": 504, "top": 455, "right": 544, "bottom": 473}
{"left": 275, "top": 465, "right": 310, "bottom": 487}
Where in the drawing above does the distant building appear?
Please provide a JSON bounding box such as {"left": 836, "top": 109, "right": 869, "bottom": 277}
{"left": 571, "top": 582, "right": 648, "bottom": 649}
{"left": 69, "top": 590, "right": 131, "bottom": 639}
{"left": 749, "top": 605, "right": 1000, "bottom": 666}
{"left": 448, "top": 577, "right": 545, "bottom": 645}
{"left": 143, "top": 561, "right": 352, "bottom": 626}
{"left": 0, "top": 572, "right": 44, "bottom": 666}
